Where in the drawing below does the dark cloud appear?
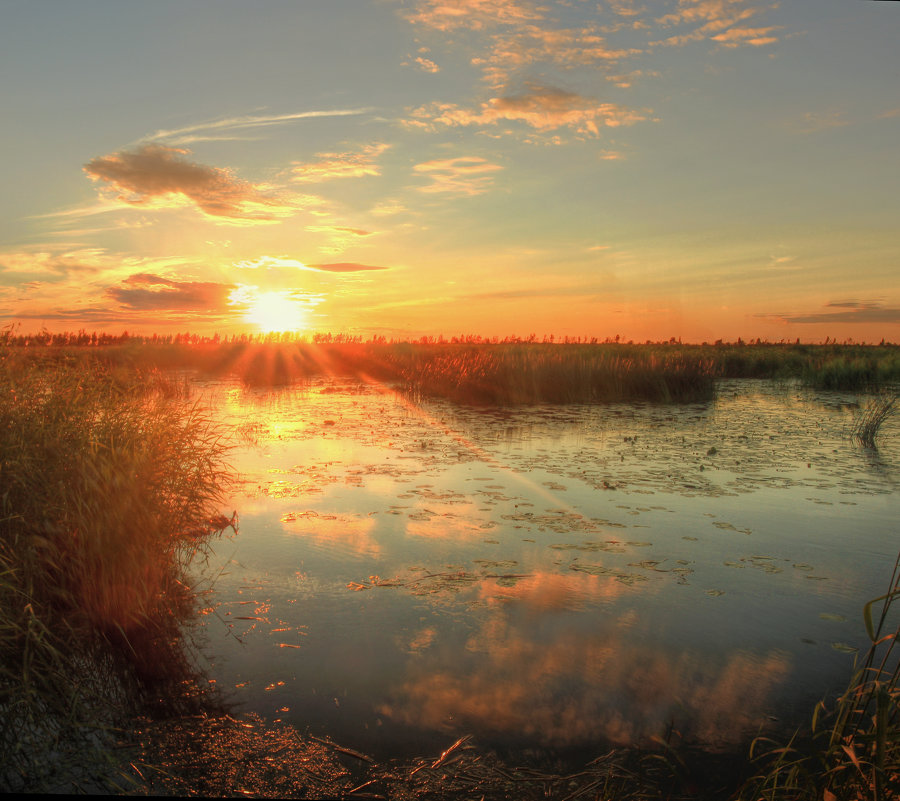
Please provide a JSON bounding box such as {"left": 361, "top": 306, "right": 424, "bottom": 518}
{"left": 84, "top": 145, "right": 298, "bottom": 222}
{"left": 306, "top": 262, "right": 388, "bottom": 272}
{"left": 769, "top": 301, "right": 900, "bottom": 324}
{"left": 106, "top": 273, "right": 234, "bottom": 311}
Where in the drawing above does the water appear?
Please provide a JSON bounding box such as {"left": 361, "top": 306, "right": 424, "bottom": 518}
{"left": 187, "top": 377, "right": 898, "bottom": 763}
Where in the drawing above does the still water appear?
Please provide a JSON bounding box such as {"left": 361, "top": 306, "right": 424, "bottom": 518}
{"left": 188, "top": 378, "right": 898, "bottom": 762}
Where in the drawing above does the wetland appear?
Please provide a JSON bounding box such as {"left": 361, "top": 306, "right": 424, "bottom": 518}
{"left": 2, "top": 339, "right": 898, "bottom": 797}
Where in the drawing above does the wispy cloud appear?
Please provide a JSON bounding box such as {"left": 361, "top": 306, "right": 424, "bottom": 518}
{"left": 413, "top": 156, "right": 503, "bottom": 195}
{"left": 236, "top": 255, "right": 388, "bottom": 274}
{"left": 653, "top": 0, "right": 780, "bottom": 49}
{"left": 405, "top": 0, "right": 545, "bottom": 32}
{"left": 766, "top": 300, "right": 900, "bottom": 325}
{"left": 83, "top": 145, "right": 303, "bottom": 223}
{"left": 406, "top": 84, "right": 649, "bottom": 138}
{"left": 146, "top": 108, "right": 374, "bottom": 145}
{"left": 292, "top": 143, "right": 390, "bottom": 182}
{"left": 306, "top": 262, "right": 389, "bottom": 272}
{"left": 789, "top": 110, "right": 850, "bottom": 134}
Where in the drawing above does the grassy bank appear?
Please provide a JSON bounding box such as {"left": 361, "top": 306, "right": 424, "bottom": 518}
{"left": 0, "top": 347, "right": 235, "bottom": 791}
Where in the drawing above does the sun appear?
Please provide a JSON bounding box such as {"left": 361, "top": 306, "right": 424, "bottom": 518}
{"left": 243, "top": 291, "right": 308, "bottom": 334}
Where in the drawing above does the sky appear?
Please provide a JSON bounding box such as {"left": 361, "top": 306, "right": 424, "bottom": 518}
{"left": 1, "top": 0, "right": 898, "bottom": 343}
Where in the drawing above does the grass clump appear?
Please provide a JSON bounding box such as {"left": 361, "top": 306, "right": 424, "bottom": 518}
{"left": 738, "top": 553, "right": 900, "bottom": 800}
{"left": 852, "top": 392, "right": 897, "bottom": 449}
{"left": 0, "top": 345, "right": 235, "bottom": 792}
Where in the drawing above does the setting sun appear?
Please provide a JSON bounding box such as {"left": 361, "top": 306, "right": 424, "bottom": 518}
{"left": 243, "top": 291, "right": 308, "bottom": 334}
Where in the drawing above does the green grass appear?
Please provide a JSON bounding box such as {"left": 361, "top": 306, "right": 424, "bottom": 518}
{"left": 0, "top": 345, "right": 235, "bottom": 792}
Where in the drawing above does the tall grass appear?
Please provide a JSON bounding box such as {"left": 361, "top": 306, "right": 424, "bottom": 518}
{"left": 389, "top": 343, "right": 718, "bottom": 404}
{"left": 0, "top": 347, "right": 235, "bottom": 791}
{"left": 738, "top": 553, "right": 900, "bottom": 800}
{"left": 3, "top": 336, "right": 899, "bottom": 401}
{"left": 852, "top": 392, "right": 897, "bottom": 449}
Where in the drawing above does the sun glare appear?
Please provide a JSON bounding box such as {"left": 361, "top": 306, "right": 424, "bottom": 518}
{"left": 244, "top": 291, "right": 308, "bottom": 334}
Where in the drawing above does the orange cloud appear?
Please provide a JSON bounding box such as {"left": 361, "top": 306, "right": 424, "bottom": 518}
{"left": 654, "top": 0, "right": 779, "bottom": 48}
{"left": 381, "top": 606, "right": 791, "bottom": 747}
{"left": 711, "top": 25, "right": 779, "bottom": 47}
{"left": 407, "top": 85, "right": 648, "bottom": 138}
{"left": 413, "top": 156, "right": 503, "bottom": 195}
{"left": 291, "top": 143, "right": 390, "bottom": 182}
{"left": 473, "top": 24, "right": 643, "bottom": 87}
{"left": 106, "top": 273, "right": 234, "bottom": 311}
{"left": 84, "top": 144, "right": 301, "bottom": 223}
{"left": 406, "top": 0, "right": 545, "bottom": 32}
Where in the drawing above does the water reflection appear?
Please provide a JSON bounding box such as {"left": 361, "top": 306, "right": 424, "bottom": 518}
{"left": 194, "top": 377, "right": 897, "bottom": 759}
{"left": 381, "top": 590, "right": 792, "bottom": 749}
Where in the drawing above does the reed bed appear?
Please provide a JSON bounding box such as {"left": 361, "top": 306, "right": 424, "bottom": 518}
{"left": 388, "top": 344, "right": 718, "bottom": 404}
{"left": 5, "top": 336, "right": 898, "bottom": 401}
{"left": 0, "top": 346, "right": 235, "bottom": 791}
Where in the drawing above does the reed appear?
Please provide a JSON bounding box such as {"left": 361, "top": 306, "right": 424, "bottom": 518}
{"left": 737, "top": 552, "right": 900, "bottom": 800}
{"left": 0, "top": 345, "right": 235, "bottom": 791}
{"left": 852, "top": 392, "right": 897, "bottom": 449}
{"left": 388, "top": 344, "right": 718, "bottom": 404}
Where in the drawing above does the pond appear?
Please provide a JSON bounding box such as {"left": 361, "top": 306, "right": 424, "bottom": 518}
{"left": 187, "top": 377, "right": 898, "bottom": 766}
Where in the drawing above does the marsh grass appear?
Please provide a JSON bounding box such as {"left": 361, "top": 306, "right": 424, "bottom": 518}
{"left": 852, "top": 392, "right": 897, "bottom": 449}
{"left": 5, "top": 336, "right": 900, "bottom": 401}
{"left": 0, "top": 346, "right": 235, "bottom": 791}
{"left": 386, "top": 344, "right": 718, "bottom": 404}
{"left": 738, "top": 553, "right": 900, "bottom": 800}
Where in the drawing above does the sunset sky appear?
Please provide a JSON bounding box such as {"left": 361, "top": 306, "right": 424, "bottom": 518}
{"left": 1, "top": 0, "right": 897, "bottom": 343}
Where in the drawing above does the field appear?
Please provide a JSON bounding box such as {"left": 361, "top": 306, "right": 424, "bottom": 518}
{"left": 1, "top": 332, "right": 898, "bottom": 797}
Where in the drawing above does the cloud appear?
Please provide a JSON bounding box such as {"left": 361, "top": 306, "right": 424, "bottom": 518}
{"left": 415, "top": 55, "right": 441, "bottom": 73}
{"left": 790, "top": 110, "right": 850, "bottom": 135}
{"left": 710, "top": 25, "right": 778, "bottom": 47}
{"left": 146, "top": 108, "right": 374, "bottom": 146}
{"left": 0, "top": 248, "right": 110, "bottom": 284}
{"left": 291, "top": 143, "right": 390, "bottom": 183}
{"left": 406, "top": 85, "right": 649, "bottom": 138}
{"left": 305, "top": 225, "right": 375, "bottom": 238}
{"left": 473, "top": 24, "right": 643, "bottom": 87}
{"left": 766, "top": 300, "right": 900, "bottom": 325}
{"left": 306, "top": 262, "right": 389, "bottom": 272}
{"left": 381, "top": 596, "right": 791, "bottom": 748}
{"left": 413, "top": 156, "right": 503, "bottom": 195}
{"left": 235, "top": 256, "right": 388, "bottom": 274}
{"left": 84, "top": 145, "right": 301, "bottom": 223}
{"left": 106, "top": 273, "right": 235, "bottom": 311}
{"left": 406, "top": 0, "right": 545, "bottom": 32}
{"left": 654, "top": 0, "right": 780, "bottom": 48}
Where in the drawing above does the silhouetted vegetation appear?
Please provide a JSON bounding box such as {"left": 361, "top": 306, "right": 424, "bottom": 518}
{"left": 3, "top": 329, "right": 898, "bottom": 403}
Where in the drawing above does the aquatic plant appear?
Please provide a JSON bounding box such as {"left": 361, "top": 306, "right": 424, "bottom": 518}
{"left": 738, "top": 553, "right": 900, "bottom": 800}
{"left": 0, "top": 350, "right": 235, "bottom": 791}
{"left": 852, "top": 392, "right": 897, "bottom": 449}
